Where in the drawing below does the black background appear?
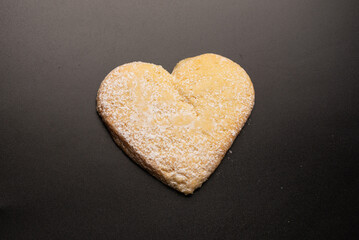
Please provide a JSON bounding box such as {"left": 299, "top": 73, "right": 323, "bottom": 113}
{"left": 1, "top": 0, "right": 358, "bottom": 239}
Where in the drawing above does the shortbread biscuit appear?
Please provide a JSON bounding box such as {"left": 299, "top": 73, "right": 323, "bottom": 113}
{"left": 97, "top": 53, "right": 254, "bottom": 194}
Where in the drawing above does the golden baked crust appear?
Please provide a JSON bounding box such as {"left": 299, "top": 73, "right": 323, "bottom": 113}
{"left": 97, "top": 53, "right": 254, "bottom": 194}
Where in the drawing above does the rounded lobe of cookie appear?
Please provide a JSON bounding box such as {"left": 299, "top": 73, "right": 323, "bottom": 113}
{"left": 172, "top": 53, "right": 255, "bottom": 150}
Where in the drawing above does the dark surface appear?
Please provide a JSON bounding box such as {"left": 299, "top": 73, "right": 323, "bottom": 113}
{"left": 1, "top": 0, "right": 358, "bottom": 239}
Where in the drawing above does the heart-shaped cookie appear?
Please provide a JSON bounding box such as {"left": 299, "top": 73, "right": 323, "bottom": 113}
{"left": 97, "top": 53, "right": 254, "bottom": 194}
